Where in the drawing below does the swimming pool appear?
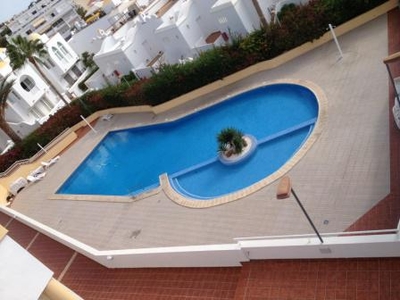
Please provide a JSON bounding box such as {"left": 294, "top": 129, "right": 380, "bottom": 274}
{"left": 57, "top": 81, "right": 323, "bottom": 203}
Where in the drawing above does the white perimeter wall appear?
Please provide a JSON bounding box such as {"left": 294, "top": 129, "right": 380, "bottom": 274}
{"left": 0, "top": 235, "right": 53, "bottom": 300}
{"left": 2, "top": 206, "right": 400, "bottom": 269}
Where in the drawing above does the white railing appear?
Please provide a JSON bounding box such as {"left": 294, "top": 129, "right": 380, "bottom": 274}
{"left": 1, "top": 205, "right": 399, "bottom": 269}
{"left": 234, "top": 228, "right": 399, "bottom": 241}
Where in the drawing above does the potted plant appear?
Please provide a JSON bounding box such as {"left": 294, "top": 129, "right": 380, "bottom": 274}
{"left": 217, "top": 127, "right": 247, "bottom": 157}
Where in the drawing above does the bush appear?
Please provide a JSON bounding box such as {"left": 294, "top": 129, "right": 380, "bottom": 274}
{"left": 0, "top": 146, "right": 23, "bottom": 172}
{"left": 100, "top": 83, "right": 131, "bottom": 107}
{"left": 277, "top": 1, "right": 328, "bottom": 47}
{"left": 142, "top": 47, "right": 245, "bottom": 105}
{"left": 321, "top": 0, "right": 387, "bottom": 25}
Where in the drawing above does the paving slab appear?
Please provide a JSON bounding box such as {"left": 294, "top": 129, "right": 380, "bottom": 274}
{"left": 10, "top": 15, "right": 390, "bottom": 250}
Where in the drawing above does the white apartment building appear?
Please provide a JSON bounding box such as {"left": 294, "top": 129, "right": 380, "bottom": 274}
{"left": 88, "top": 0, "right": 276, "bottom": 85}
{"left": 7, "top": 0, "right": 85, "bottom": 41}
{"left": 0, "top": 48, "right": 61, "bottom": 146}
{"left": 0, "top": 32, "right": 87, "bottom": 151}
{"left": 36, "top": 33, "right": 86, "bottom": 99}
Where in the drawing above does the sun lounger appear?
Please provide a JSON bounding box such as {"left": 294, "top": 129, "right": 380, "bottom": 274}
{"left": 29, "top": 165, "right": 45, "bottom": 177}
{"left": 27, "top": 172, "right": 46, "bottom": 183}
{"left": 101, "top": 114, "right": 113, "bottom": 121}
{"left": 41, "top": 156, "right": 60, "bottom": 169}
{"left": 9, "top": 177, "right": 28, "bottom": 195}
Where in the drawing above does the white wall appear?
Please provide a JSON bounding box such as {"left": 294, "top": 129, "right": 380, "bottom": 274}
{"left": 13, "top": 66, "right": 47, "bottom": 107}
{"left": 236, "top": 0, "right": 261, "bottom": 32}
{"left": 2, "top": 206, "right": 400, "bottom": 269}
{"left": 211, "top": 3, "right": 247, "bottom": 37}
{"left": 177, "top": 3, "right": 204, "bottom": 48}
{"left": 156, "top": 27, "right": 191, "bottom": 63}
{"left": 132, "top": 16, "right": 164, "bottom": 60}
{"left": 95, "top": 50, "right": 134, "bottom": 80}
{"left": 192, "top": 0, "right": 219, "bottom": 35}
{"left": 9, "top": 120, "right": 40, "bottom": 139}
{"left": 46, "top": 34, "right": 80, "bottom": 75}
{"left": 68, "top": 17, "right": 113, "bottom": 56}
{"left": 0, "top": 235, "right": 53, "bottom": 300}
{"left": 85, "top": 69, "right": 112, "bottom": 90}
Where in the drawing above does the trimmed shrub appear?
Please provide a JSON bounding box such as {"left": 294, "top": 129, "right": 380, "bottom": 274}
{"left": 321, "top": 0, "right": 387, "bottom": 25}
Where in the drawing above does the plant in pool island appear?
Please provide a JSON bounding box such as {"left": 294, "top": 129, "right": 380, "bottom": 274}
{"left": 217, "top": 127, "right": 248, "bottom": 157}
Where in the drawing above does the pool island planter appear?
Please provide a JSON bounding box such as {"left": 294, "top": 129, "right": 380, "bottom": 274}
{"left": 218, "top": 135, "right": 257, "bottom": 165}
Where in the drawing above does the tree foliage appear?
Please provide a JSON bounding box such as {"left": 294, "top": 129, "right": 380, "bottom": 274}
{"left": 217, "top": 127, "right": 247, "bottom": 155}
{"left": 6, "top": 35, "right": 69, "bottom": 105}
{"left": 0, "top": 75, "right": 21, "bottom": 143}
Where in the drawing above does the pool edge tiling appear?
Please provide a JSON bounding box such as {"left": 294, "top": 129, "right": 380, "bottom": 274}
{"left": 162, "top": 79, "right": 328, "bottom": 208}
{"left": 52, "top": 79, "right": 327, "bottom": 206}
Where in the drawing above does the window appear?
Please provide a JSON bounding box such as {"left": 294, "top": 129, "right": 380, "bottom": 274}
{"left": 57, "top": 42, "right": 72, "bottom": 59}
{"left": 31, "top": 107, "right": 45, "bottom": 118}
{"left": 42, "top": 58, "right": 55, "bottom": 69}
{"left": 42, "top": 60, "right": 50, "bottom": 69}
{"left": 20, "top": 76, "right": 36, "bottom": 92}
{"left": 71, "top": 65, "right": 82, "bottom": 77}
{"left": 64, "top": 73, "right": 75, "bottom": 86}
{"left": 41, "top": 96, "right": 54, "bottom": 110}
{"left": 10, "top": 91, "right": 22, "bottom": 103}
{"left": 52, "top": 46, "right": 64, "bottom": 61}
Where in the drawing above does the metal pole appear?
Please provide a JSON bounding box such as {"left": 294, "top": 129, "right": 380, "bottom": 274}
{"left": 328, "top": 24, "right": 343, "bottom": 59}
{"left": 37, "top": 143, "right": 47, "bottom": 153}
{"left": 291, "top": 188, "right": 324, "bottom": 244}
{"left": 385, "top": 64, "right": 400, "bottom": 107}
{"left": 80, "top": 115, "right": 97, "bottom": 133}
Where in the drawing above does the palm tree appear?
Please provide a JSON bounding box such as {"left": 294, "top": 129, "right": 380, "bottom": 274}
{"left": 6, "top": 35, "right": 69, "bottom": 106}
{"left": 75, "top": 5, "right": 87, "bottom": 19}
{"left": 217, "top": 127, "right": 247, "bottom": 156}
{"left": 0, "top": 74, "right": 21, "bottom": 143}
{"left": 251, "top": 0, "right": 268, "bottom": 28}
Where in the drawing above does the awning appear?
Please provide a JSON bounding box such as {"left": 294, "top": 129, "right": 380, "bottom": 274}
{"left": 33, "top": 18, "right": 46, "bottom": 28}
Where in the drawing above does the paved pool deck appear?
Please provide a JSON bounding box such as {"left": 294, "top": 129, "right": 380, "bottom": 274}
{"left": 10, "top": 14, "right": 392, "bottom": 250}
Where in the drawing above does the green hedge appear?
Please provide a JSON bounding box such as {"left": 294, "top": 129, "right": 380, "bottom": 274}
{"left": 0, "top": 0, "right": 388, "bottom": 172}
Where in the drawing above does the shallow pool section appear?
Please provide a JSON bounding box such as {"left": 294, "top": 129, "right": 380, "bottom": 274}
{"left": 170, "top": 122, "right": 314, "bottom": 199}
{"left": 57, "top": 83, "right": 320, "bottom": 200}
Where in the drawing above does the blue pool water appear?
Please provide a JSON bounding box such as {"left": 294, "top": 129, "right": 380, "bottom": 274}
{"left": 57, "top": 83, "right": 319, "bottom": 199}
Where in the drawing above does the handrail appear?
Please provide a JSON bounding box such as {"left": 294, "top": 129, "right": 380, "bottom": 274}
{"left": 234, "top": 228, "right": 399, "bottom": 241}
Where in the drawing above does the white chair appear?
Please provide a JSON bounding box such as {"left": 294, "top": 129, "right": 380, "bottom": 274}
{"left": 27, "top": 172, "right": 46, "bottom": 183}
{"left": 101, "top": 114, "right": 113, "bottom": 121}
{"left": 29, "top": 165, "right": 45, "bottom": 177}
{"left": 41, "top": 156, "right": 60, "bottom": 169}
{"left": 9, "top": 177, "right": 28, "bottom": 195}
